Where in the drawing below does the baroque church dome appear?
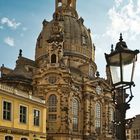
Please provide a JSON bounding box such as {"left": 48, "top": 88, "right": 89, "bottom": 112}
{"left": 35, "top": 0, "right": 97, "bottom": 80}
{"left": 35, "top": 0, "right": 95, "bottom": 63}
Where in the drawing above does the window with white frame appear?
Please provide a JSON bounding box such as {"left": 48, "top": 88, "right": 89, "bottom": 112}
{"left": 20, "top": 105, "right": 27, "bottom": 123}
{"left": 3, "top": 101, "right": 12, "bottom": 121}
{"left": 72, "top": 98, "right": 79, "bottom": 131}
{"left": 48, "top": 95, "right": 57, "bottom": 121}
{"left": 5, "top": 136, "right": 13, "bottom": 140}
{"left": 34, "top": 109, "right": 40, "bottom": 126}
{"left": 95, "top": 103, "right": 101, "bottom": 133}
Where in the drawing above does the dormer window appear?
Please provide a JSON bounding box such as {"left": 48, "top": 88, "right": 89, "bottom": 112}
{"left": 51, "top": 54, "right": 56, "bottom": 63}
{"left": 82, "top": 36, "right": 87, "bottom": 45}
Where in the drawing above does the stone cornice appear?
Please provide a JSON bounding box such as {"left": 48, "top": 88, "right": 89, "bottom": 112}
{"left": 0, "top": 126, "right": 46, "bottom": 136}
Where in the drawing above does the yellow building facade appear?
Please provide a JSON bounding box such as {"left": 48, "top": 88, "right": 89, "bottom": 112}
{"left": 0, "top": 83, "right": 46, "bottom": 140}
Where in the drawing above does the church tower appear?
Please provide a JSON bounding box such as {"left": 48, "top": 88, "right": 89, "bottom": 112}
{"left": 33, "top": 0, "right": 114, "bottom": 140}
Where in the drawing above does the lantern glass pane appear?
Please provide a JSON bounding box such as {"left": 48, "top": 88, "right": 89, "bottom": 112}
{"left": 110, "top": 66, "right": 120, "bottom": 84}
{"left": 122, "top": 52, "right": 136, "bottom": 83}
{"left": 122, "top": 62, "right": 133, "bottom": 82}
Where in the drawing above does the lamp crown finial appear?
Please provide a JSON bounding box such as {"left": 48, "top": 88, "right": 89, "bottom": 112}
{"left": 119, "top": 33, "right": 123, "bottom": 42}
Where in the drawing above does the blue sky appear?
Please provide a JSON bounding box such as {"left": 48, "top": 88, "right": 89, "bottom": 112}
{"left": 0, "top": 0, "right": 140, "bottom": 118}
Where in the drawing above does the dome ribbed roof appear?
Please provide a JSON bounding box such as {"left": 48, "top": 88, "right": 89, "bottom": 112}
{"left": 35, "top": 17, "right": 93, "bottom": 60}
{"left": 35, "top": 1, "right": 95, "bottom": 62}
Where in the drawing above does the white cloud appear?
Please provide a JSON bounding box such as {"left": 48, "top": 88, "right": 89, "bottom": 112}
{"left": 115, "top": 0, "right": 123, "bottom": 7}
{"left": 106, "top": 0, "right": 140, "bottom": 41}
{"left": 1, "top": 17, "right": 21, "bottom": 29}
{"left": 4, "top": 37, "right": 15, "bottom": 47}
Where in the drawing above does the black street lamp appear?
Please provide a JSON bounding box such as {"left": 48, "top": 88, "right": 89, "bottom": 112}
{"left": 105, "top": 33, "right": 139, "bottom": 140}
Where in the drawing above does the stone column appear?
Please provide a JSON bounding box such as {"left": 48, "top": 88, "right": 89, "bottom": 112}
{"left": 83, "top": 92, "right": 91, "bottom": 138}
{"left": 59, "top": 86, "right": 70, "bottom": 133}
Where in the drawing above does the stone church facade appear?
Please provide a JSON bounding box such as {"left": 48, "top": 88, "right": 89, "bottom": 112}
{"left": 0, "top": 0, "right": 115, "bottom": 140}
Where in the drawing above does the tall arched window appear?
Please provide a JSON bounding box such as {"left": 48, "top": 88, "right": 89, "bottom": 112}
{"left": 95, "top": 103, "right": 101, "bottom": 133}
{"left": 5, "top": 136, "right": 13, "bottom": 140}
{"left": 48, "top": 95, "right": 57, "bottom": 121}
{"left": 51, "top": 54, "right": 56, "bottom": 63}
{"left": 72, "top": 98, "right": 79, "bottom": 131}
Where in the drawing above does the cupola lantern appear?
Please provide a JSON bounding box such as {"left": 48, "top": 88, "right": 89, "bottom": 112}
{"left": 55, "top": 0, "right": 76, "bottom": 10}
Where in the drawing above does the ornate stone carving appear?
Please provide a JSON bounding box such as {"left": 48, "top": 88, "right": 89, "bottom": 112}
{"left": 48, "top": 76, "right": 57, "bottom": 84}
{"left": 60, "top": 85, "right": 70, "bottom": 95}
{"left": 47, "top": 21, "right": 63, "bottom": 43}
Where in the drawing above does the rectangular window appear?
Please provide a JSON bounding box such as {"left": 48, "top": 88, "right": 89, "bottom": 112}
{"left": 34, "top": 109, "right": 40, "bottom": 126}
{"left": 20, "top": 105, "right": 27, "bottom": 123}
{"left": 3, "top": 101, "right": 12, "bottom": 121}
{"left": 48, "top": 106, "right": 57, "bottom": 112}
{"left": 48, "top": 114, "right": 57, "bottom": 121}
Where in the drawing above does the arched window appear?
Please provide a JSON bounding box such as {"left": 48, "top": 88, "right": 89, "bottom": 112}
{"left": 21, "top": 138, "right": 28, "bottom": 140}
{"left": 51, "top": 54, "right": 56, "bottom": 63}
{"left": 5, "top": 136, "right": 13, "bottom": 140}
{"left": 48, "top": 95, "right": 57, "bottom": 121}
{"left": 72, "top": 98, "right": 79, "bottom": 131}
{"left": 48, "top": 95, "right": 57, "bottom": 112}
{"left": 95, "top": 103, "right": 101, "bottom": 133}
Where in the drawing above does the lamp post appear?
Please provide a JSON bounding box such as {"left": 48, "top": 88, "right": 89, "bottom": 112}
{"left": 105, "top": 34, "right": 139, "bottom": 140}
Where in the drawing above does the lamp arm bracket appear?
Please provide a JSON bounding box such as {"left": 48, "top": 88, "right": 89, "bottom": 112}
{"left": 126, "top": 86, "right": 134, "bottom": 104}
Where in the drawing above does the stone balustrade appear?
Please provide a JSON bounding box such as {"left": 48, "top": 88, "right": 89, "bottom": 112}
{"left": 0, "top": 83, "right": 45, "bottom": 104}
